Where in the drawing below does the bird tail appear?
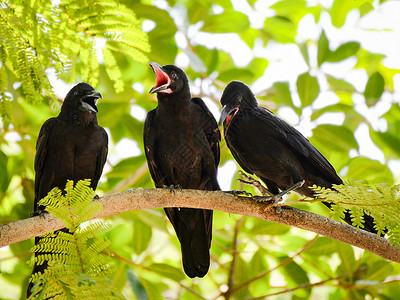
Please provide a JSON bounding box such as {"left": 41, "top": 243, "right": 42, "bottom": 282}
{"left": 165, "top": 208, "right": 212, "bottom": 278}
{"left": 27, "top": 228, "right": 70, "bottom": 298}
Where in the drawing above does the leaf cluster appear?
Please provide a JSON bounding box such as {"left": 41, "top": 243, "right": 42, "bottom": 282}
{"left": 312, "top": 181, "right": 400, "bottom": 242}
{"left": 28, "top": 180, "right": 120, "bottom": 299}
{"left": 0, "top": 0, "right": 149, "bottom": 113}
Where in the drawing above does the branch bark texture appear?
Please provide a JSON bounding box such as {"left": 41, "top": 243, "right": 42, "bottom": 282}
{"left": 1, "top": 189, "right": 399, "bottom": 263}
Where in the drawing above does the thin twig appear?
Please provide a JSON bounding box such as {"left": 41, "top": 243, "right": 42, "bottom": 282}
{"left": 109, "top": 249, "right": 206, "bottom": 300}
{"left": 243, "top": 267, "right": 369, "bottom": 299}
{"left": 224, "top": 217, "right": 245, "bottom": 300}
{"left": 226, "top": 234, "right": 319, "bottom": 296}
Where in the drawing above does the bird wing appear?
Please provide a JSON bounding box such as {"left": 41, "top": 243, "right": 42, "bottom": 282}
{"left": 191, "top": 97, "right": 221, "bottom": 168}
{"left": 92, "top": 128, "right": 108, "bottom": 190}
{"left": 255, "top": 106, "right": 342, "bottom": 184}
{"left": 34, "top": 118, "right": 56, "bottom": 210}
{"left": 143, "top": 109, "right": 168, "bottom": 187}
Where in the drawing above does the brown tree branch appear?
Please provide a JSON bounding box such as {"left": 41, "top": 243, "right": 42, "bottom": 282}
{"left": 1, "top": 189, "right": 399, "bottom": 264}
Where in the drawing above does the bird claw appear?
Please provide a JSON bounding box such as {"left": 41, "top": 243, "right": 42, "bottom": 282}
{"left": 162, "top": 184, "right": 182, "bottom": 196}
{"left": 30, "top": 209, "right": 46, "bottom": 218}
{"left": 225, "top": 190, "right": 253, "bottom": 197}
{"left": 252, "top": 194, "right": 282, "bottom": 204}
{"left": 251, "top": 195, "right": 284, "bottom": 218}
{"left": 237, "top": 171, "right": 273, "bottom": 196}
{"left": 94, "top": 194, "right": 100, "bottom": 199}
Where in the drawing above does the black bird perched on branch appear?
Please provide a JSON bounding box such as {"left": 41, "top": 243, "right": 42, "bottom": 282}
{"left": 219, "top": 80, "right": 378, "bottom": 234}
{"left": 27, "top": 82, "right": 108, "bottom": 297}
{"left": 144, "top": 62, "right": 220, "bottom": 278}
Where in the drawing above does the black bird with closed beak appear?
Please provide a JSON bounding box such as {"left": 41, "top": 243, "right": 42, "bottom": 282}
{"left": 27, "top": 82, "right": 108, "bottom": 297}
{"left": 144, "top": 62, "right": 220, "bottom": 278}
{"left": 219, "top": 80, "right": 378, "bottom": 234}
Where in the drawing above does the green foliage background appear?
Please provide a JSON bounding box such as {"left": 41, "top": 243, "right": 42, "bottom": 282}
{"left": 1, "top": 0, "right": 400, "bottom": 299}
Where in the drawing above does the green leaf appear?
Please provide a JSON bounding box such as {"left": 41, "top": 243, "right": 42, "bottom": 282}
{"left": 127, "top": 269, "right": 148, "bottom": 300}
{"left": 366, "top": 260, "right": 393, "bottom": 281}
{"left": 112, "top": 264, "right": 128, "bottom": 291}
{"left": 140, "top": 278, "right": 165, "bottom": 300}
{"left": 370, "top": 131, "right": 400, "bottom": 159}
{"left": 330, "top": 2, "right": 349, "bottom": 27}
{"left": 383, "top": 279, "right": 400, "bottom": 299}
{"left": 107, "top": 223, "right": 133, "bottom": 249}
{"left": 312, "top": 124, "right": 358, "bottom": 153}
{"left": 359, "top": 2, "right": 374, "bottom": 17}
{"left": 326, "top": 75, "right": 356, "bottom": 93}
{"left": 298, "top": 42, "right": 310, "bottom": 66}
{"left": 264, "top": 16, "right": 296, "bottom": 43}
{"left": 0, "top": 150, "right": 8, "bottom": 195}
{"left": 303, "top": 237, "right": 337, "bottom": 257}
{"left": 327, "top": 42, "right": 360, "bottom": 63}
{"left": 346, "top": 157, "right": 394, "bottom": 184}
{"left": 134, "top": 210, "right": 168, "bottom": 232}
{"left": 248, "top": 251, "right": 270, "bottom": 295}
{"left": 266, "top": 81, "right": 293, "bottom": 107}
{"left": 195, "top": 46, "right": 219, "bottom": 75}
{"left": 370, "top": 105, "right": 400, "bottom": 159}
{"left": 364, "top": 72, "right": 385, "bottom": 107}
{"left": 129, "top": 3, "right": 178, "bottom": 63}
{"left": 132, "top": 217, "right": 152, "bottom": 254}
{"left": 317, "top": 30, "right": 331, "bottom": 66}
{"left": 187, "top": 1, "right": 209, "bottom": 24}
{"left": 330, "top": 0, "right": 371, "bottom": 28}
{"left": 355, "top": 49, "right": 385, "bottom": 73}
{"left": 296, "top": 72, "right": 320, "bottom": 107}
{"left": 149, "top": 263, "right": 185, "bottom": 282}
{"left": 233, "top": 256, "right": 251, "bottom": 298}
{"left": 248, "top": 57, "right": 269, "bottom": 80}
{"left": 278, "top": 256, "right": 310, "bottom": 297}
{"left": 218, "top": 68, "right": 255, "bottom": 84}
{"left": 202, "top": 11, "right": 249, "bottom": 33}
{"left": 335, "top": 241, "right": 356, "bottom": 274}
{"left": 311, "top": 103, "right": 353, "bottom": 122}
{"left": 245, "top": 218, "right": 291, "bottom": 236}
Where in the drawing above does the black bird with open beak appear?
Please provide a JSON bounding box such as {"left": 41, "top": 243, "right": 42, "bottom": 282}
{"left": 27, "top": 82, "right": 108, "bottom": 297}
{"left": 144, "top": 62, "right": 220, "bottom": 278}
{"left": 220, "top": 80, "right": 379, "bottom": 234}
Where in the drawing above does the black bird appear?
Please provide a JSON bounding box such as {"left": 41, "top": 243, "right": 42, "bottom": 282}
{"left": 219, "top": 80, "right": 378, "bottom": 234}
{"left": 27, "top": 82, "right": 108, "bottom": 297}
{"left": 144, "top": 62, "right": 220, "bottom": 278}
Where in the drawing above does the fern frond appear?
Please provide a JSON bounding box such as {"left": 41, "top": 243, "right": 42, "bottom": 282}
{"left": 1, "top": 0, "right": 149, "bottom": 103}
{"left": 312, "top": 181, "right": 400, "bottom": 245}
{"left": 38, "top": 179, "right": 102, "bottom": 231}
{"left": 102, "top": 47, "right": 124, "bottom": 92}
{"left": 0, "top": 6, "right": 55, "bottom": 103}
{"left": 30, "top": 179, "right": 119, "bottom": 299}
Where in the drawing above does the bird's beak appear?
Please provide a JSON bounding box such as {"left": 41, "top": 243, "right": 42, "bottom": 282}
{"left": 149, "top": 62, "right": 171, "bottom": 94}
{"left": 219, "top": 105, "right": 238, "bottom": 127}
{"left": 81, "top": 90, "right": 102, "bottom": 114}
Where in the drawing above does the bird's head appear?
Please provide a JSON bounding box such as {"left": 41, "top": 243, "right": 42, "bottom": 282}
{"left": 63, "top": 82, "right": 102, "bottom": 114}
{"left": 60, "top": 83, "right": 102, "bottom": 125}
{"left": 219, "top": 81, "right": 257, "bottom": 131}
{"left": 149, "top": 62, "right": 190, "bottom": 98}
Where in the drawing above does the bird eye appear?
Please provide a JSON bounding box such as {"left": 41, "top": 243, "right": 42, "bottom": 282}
{"left": 171, "top": 72, "right": 178, "bottom": 80}
{"left": 74, "top": 91, "right": 79, "bottom": 96}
